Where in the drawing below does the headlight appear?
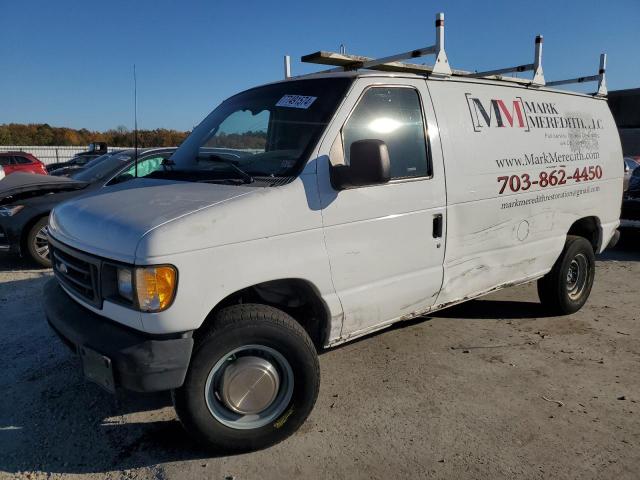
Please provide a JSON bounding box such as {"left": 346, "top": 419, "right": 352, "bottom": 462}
{"left": 0, "top": 205, "right": 24, "bottom": 217}
{"left": 116, "top": 265, "right": 178, "bottom": 312}
{"left": 117, "top": 268, "right": 134, "bottom": 301}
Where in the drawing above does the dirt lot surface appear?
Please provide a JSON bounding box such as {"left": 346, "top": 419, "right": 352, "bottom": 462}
{"left": 1, "top": 233, "right": 639, "bottom": 480}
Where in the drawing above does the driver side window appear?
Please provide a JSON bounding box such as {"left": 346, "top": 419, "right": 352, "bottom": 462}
{"left": 342, "top": 87, "right": 430, "bottom": 179}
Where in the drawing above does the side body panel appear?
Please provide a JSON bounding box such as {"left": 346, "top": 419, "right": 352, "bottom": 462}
{"left": 427, "top": 79, "right": 623, "bottom": 307}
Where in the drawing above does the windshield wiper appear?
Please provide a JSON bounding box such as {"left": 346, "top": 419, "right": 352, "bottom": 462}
{"left": 206, "top": 154, "right": 254, "bottom": 184}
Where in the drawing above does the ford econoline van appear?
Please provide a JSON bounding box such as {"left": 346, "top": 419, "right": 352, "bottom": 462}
{"left": 43, "top": 21, "right": 622, "bottom": 451}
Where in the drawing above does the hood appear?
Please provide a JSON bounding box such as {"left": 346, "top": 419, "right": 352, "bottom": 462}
{"left": 49, "top": 178, "right": 256, "bottom": 263}
{"left": 0, "top": 172, "right": 87, "bottom": 202}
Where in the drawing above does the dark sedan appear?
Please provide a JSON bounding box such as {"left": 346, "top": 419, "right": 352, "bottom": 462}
{"left": 622, "top": 165, "right": 640, "bottom": 228}
{"left": 45, "top": 142, "right": 109, "bottom": 174}
{"left": 0, "top": 148, "right": 175, "bottom": 266}
{"left": 48, "top": 151, "right": 117, "bottom": 177}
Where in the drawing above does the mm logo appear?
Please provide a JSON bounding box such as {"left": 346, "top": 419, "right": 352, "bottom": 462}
{"left": 465, "top": 94, "right": 530, "bottom": 132}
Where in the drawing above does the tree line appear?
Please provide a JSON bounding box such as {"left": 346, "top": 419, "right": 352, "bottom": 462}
{"left": 206, "top": 131, "right": 267, "bottom": 149}
{"left": 0, "top": 123, "right": 190, "bottom": 147}
{"left": 0, "top": 123, "right": 269, "bottom": 150}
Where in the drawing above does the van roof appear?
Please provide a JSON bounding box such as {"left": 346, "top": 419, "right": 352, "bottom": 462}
{"left": 271, "top": 71, "right": 608, "bottom": 101}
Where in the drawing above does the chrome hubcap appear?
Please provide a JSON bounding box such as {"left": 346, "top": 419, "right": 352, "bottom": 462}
{"left": 220, "top": 356, "right": 280, "bottom": 414}
{"left": 566, "top": 253, "right": 588, "bottom": 300}
{"left": 34, "top": 226, "right": 49, "bottom": 259}
{"left": 205, "top": 345, "right": 294, "bottom": 430}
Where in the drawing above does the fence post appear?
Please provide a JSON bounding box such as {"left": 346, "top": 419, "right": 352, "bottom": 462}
{"left": 55, "top": 148, "right": 59, "bottom": 162}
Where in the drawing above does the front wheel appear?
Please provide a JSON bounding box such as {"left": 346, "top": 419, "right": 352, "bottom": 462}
{"left": 537, "top": 235, "right": 595, "bottom": 315}
{"left": 26, "top": 216, "right": 51, "bottom": 268}
{"left": 172, "top": 304, "right": 320, "bottom": 452}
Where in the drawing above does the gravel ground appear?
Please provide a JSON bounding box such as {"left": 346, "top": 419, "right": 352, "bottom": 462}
{"left": 1, "top": 232, "right": 639, "bottom": 480}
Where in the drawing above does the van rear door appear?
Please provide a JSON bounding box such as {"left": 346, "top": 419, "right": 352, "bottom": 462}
{"left": 317, "top": 77, "right": 447, "bottom": 338}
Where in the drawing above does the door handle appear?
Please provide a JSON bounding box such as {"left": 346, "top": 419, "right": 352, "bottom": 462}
{"left": 433, "top": 214, "right": 443, "bottom": 239}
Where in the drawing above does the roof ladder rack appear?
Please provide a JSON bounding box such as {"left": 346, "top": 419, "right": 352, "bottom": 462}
{"left": 546, "top": 53, "right": 607, "bottom": 96}
{"left": 468, "top": 35, "right": 545, "bottom": 85}
{"left": 301, "top": 12, "right": 452, "bottom": 76}
{"left": 297, "top": 11, "right": 609, "bottom": 97}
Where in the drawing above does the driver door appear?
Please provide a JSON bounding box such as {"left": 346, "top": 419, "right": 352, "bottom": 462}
{"left": 317, "top": 78, "right": 447, "bottom": 338}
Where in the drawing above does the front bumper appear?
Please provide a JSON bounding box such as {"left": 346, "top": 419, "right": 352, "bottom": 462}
{"left": 0, "top": 219, "right": 21, "bottom": 254}
{"left": 43, "top": 279, "right": 193, "bottom": 392}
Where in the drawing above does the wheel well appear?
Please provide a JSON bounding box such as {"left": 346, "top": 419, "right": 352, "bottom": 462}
{"left": 199, "top": 279, "right": 330, "bottom": 349}
{"left": 20, "top": 212, "right": 49, "bottom": 252}
{"left": 567, "top": 216, "right": 601, "bottom": 252}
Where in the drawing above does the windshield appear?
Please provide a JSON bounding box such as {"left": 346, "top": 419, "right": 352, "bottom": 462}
{"left": 71, "top": 152, "right": 132, "bottom": 182}
{"left": 166, "top": 78, "right": 352, "bottom": 182}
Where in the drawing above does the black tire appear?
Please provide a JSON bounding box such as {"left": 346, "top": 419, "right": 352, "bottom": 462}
{"left": 537, "top": 235, "right": 595, "bottom": 315}
{"left": 26, "top": 216, "right": 51, "bottom": 268}
{"left": 172, "top": 304, "right": 320, "bottom": 452}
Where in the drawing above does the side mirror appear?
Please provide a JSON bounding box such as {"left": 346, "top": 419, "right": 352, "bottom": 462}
{"left": 330, "top": 139, "right": 391, "bottom": 190}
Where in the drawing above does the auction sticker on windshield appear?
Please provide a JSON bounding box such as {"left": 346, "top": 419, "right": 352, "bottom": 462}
{"left": 276, "top": 95, "right": 317, "bottom": 109}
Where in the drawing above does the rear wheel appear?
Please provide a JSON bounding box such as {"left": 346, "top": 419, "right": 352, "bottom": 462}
{"left": 26, "top": 217, "right": 51, "bottom": 268}
{"left": 172, "top": 304, "right": 320, "bottom": 452}
{"left": 537, "top": 235, "right": 595, "bottom": 314}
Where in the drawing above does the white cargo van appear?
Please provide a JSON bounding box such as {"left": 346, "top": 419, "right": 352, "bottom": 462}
{"left": 43, "top": 15, "right": 622, "bottom": 451}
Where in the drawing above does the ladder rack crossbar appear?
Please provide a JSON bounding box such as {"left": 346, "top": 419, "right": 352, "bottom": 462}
{"left": 546, "top": 75, "right": 599, "bottom": 86}
{"left": 300, "top": 51, "right": 470, "bottom": 76}
{"left": 545, "top": 53, "right": 607, "bottom": 96}
{"left": 469, "top": 35, "right": 544, "bottom": 85}
{"left": 360, "top": 45, "right": 436, "bottom": 69}
{"left": 468, "top": 63, "right": 535, "bottom": 78}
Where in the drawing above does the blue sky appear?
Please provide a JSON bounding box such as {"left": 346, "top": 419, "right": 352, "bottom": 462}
{"left": 1, "top": 0, "right": 638, "bottom": 131}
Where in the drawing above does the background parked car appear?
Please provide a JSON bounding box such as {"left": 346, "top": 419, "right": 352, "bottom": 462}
{"left": 49, "top": 151, "right": 119, "bottom": 176}
{"left": 45, "top": 142, "right": 109, "bottom": 173}
{"left": 621, "top": 166, "right": 640, "bottom": 229}
{"left": 624, "top": 157, "right": 639, "bottom": 191}
{"left": 0, "top": 148, "right": 175, "bottom": 266}
{"left": 0, "top": 152, "right": 48, "bottom": 176}
{"left": 0, "top": 165, "right": 4, "bottom": 181}
{"left": 626, "top": 166, "right": 640, "bottom": 197}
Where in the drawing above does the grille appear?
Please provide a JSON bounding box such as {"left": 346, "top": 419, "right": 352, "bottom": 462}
{"left": 51, "top": 243, "right": 101, "bottom": 307}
